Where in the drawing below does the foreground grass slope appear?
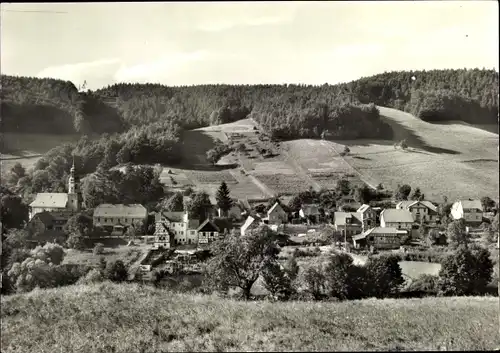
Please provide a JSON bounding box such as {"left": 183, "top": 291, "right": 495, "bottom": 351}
{"left": 1, "top": 282, "right": 498, "bottom": 352}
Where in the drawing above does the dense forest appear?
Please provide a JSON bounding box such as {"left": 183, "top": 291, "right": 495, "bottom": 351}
{"left": 1, "top": 68, "right": 498, "bottom": 198}
{"left": 0, "top": 75, "right": 125, "bottom": 134}
{"left": 351, "top": 69, "right": 498, "bottom": 124}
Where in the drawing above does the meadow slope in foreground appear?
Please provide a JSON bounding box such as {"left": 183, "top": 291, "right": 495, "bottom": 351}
{"left": 1, "top": 282, "right": 498, "bottom": 352}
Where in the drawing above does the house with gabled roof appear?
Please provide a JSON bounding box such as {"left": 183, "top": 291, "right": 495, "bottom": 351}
{"left": 353, "top": 227, "right": 407, "bottom": 250}
{"left": 380, "top": 209, "right": 414, "bottom": 231}
{"left": 333, "top": 212, "right": 364, "bottom": 236}
{"left": 450, "top": 199, "right": 483, "bottom": 225}
{"left": 396, "top": 200, "right": 438, "bottom": 223}
{"left": 264, "top": 202, "right": 288, "bottom": 225}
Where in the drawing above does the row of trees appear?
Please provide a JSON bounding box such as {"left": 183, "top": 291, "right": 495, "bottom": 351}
{"left": 203, "top": 225, "right": 494, "bottom": 301}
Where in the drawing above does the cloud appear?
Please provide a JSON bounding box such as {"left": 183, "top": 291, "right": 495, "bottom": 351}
{"left": 195, "top": 3, "right": 299, "bottom": 32}
{"left": 114, "top": 50, "right": 210, "bottom": 83}
{"left": 36, "top": 58, "right": 122, "bottom": 89}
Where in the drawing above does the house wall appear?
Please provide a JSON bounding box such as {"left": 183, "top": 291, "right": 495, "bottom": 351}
{"left": 381, "top": 219, "right": 412, "bottom": 230}
{"left": 367, "top": 233, "right": 401, "bottom": 249}
{"left": 30, "top": 206, "right": 66, "bottom": 220}
{"left": 463, "top": 209, "right": 482, "bottom": 223}
{"left": 93, "top": 216, "right": 146, "bottom": 227}
{"left": 334, "top": 224, "right": 362, "bottom": 236}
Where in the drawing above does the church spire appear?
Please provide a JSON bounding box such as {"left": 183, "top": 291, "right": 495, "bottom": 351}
{"left": 68, "top": 156, "right": 76, "bottom": 194}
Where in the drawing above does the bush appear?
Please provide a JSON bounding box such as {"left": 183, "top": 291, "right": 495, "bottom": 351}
{"left": 93, "top": 243, "right": 104, "bottom": 255}
{"left": 406, "top": 274, "right": 439, "bottom": 294}
{"left": 262, "top": 261, "right": 295, "bottom": 301}
{"left": 104, "top": 260, "right": 128, "bottom": 283}
{"left": 77, "top": 268, "right": 104, "bottom": 285}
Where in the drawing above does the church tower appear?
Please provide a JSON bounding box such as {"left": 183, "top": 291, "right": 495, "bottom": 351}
{"left": 67, "top": 158, "right": 80, "bottom": 212}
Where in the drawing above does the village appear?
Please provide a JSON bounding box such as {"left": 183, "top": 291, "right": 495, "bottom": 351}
{"left": 21, "top": 160, "right": 498, "bottom": 286}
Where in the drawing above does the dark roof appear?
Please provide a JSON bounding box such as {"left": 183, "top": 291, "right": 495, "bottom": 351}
{"left": 94, "top": 204, "right": 147, "bottom": 218}
{"left": 197, "top": 219, "right": 220, "bottom": 232}
{"left": 156, "top": 211, "right": 184, "bottom": 222}
{"left": 334, "top": 212, "right": 363, "bottom": 226}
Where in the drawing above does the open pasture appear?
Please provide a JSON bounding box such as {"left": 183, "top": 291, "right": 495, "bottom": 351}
{"left": 255, "top": 173, "right": 313, "bottom": 195}
{"left": 358, "top": 159, "right": 499, "bottom": 202}
{"left": 159, "top": 168, "right": 195, "bottom": 187}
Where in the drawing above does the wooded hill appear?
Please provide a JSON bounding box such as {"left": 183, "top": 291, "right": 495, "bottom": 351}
{"left": 2, "top": 68, "right": 497, "bottom": 137}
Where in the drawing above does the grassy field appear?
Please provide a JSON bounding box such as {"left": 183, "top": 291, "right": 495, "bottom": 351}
{"left": 1, "top": 282, "right": 498, "bottom": 352}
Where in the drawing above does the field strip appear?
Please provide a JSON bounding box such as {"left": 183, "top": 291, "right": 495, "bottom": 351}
{"left": 282, "top": 150, "right": 323, "bottom": 192}
{"left": 320, "top": 140, "right": 379, "bottom": 189}
{"left": 247, "top": 174, "right": 275, "bottom": 197}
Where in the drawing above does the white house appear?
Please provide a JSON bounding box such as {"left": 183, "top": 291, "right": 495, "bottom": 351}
{"left": 265, "top": 202, "right": 288, "bottom": 225}
{"left": 396, "top": 200, "right": 438, "bottom": 223}
{"left": 93, "top": 204, "right": 148, "bottom": 232}
{"left": 450, "top": 199, "right": 483, "bottom": 225}
{"left": 380, "top": 209, "right": 414, "bottom": 231}
{"left": 29, "top": 162, "right": 80, "bottom": 220}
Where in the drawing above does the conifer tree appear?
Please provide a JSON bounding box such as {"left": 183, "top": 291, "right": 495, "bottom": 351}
{"left": 216, "top": 182, "right": 233, "bottom": 216}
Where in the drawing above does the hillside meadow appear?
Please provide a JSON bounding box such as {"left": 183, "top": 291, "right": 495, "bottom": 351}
{"left": 1, "top": 282, "right": 498, "bottom": 352}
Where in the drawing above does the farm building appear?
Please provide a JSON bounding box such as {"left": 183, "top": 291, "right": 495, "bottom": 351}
{"left": 450, "top": 199, "right": 483, "bottom": 225}
{"left": 396, "top": 200, "right": 439, "bottom": 223}
{"left": 353, "top": 227, "right": 407, "bottom": 250}
{"left": 28, "top": 162, "right": 80, "bottom": 220}
{"left": 380, "top": 209, "right": 414, "bottom": 230}
{"left": 93, "top": 204, "right": 148, "bottom": 233}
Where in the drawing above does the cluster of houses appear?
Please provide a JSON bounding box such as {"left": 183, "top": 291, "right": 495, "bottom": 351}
{"left": 24, "top": 163, "right": 491, "bottom": 251}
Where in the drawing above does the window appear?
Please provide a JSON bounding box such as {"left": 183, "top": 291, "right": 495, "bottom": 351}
{"left": 369, "top": 236, "right": 374, "bottom": 242}
{"left": 190, "top": 231, "right": 195, "bottom": 235}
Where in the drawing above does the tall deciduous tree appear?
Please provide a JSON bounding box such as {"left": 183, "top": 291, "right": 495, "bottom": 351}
{"left": 446, "top": 218, "right": 470, "bottom": 249}
{"left": 186, "top": 191, "right": 213, "bottom": 221}
{"left": 216, "top": 182, "right": 233, "bottom": 216}
{"left": 162, "top": 192, "right": 184, "bottom": 212}
{"left": 394, "top": 184, "right": 412, "bottom": 201}
{"left": 205, "top": 225, "right": 281, "bottom": 300}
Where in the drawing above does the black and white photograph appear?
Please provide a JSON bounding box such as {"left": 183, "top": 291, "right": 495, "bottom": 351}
{"left": 0, "top": 1, "right": 499, "bottom": 351}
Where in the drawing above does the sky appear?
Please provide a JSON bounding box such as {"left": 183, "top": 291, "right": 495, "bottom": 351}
{"left": 1, "top": 1, "right": 498, "bottom": 90}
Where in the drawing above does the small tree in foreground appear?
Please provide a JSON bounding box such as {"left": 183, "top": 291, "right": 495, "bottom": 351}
{"left": 438, "top": 246, "right": 493, "bottom": 296}
{"left": 364, "top": 254, "right": 404, "bottom": 298}
{"left": 446, "top": 219, "right": 470, "bottom": 249}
